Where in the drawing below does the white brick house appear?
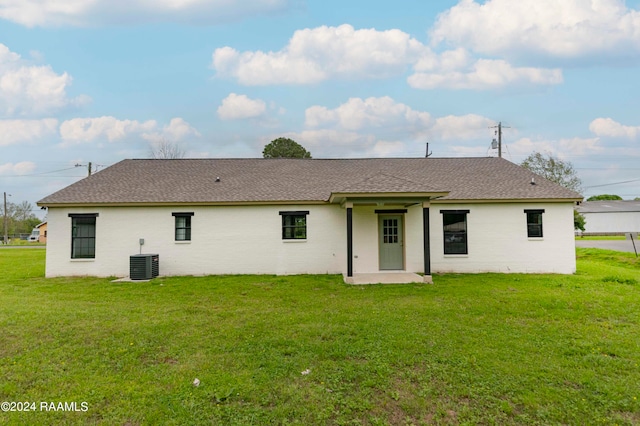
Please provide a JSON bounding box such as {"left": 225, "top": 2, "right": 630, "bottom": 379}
{"left": 37, "top": 158, "right": 582, "bottom": 281}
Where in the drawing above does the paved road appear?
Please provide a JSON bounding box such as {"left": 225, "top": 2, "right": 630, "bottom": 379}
{"left": 575, "top": 239, "right": 639, "bottom": 254}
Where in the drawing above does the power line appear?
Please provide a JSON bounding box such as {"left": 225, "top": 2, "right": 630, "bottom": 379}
{"left": 13, "top": 175, "right": 87, "bottom": 178}
{"left": 584, "top": 178, "right": 640, "bottom": 189}
{"left": 18, "top": 167, "right": 78, "bottom": 176}
{"left": 7, "top": 163, "right": 108, "bottom": 178}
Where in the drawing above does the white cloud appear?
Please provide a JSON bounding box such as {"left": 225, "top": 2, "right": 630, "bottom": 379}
{"left": 0, "top": 0, "right": 294, "bottom": 27}
{"left": 305, "top": 96, "right": 431, "bottom": 131}
{"left": 557, "top": 137, "right": 603, "bottom": 156}
{"left": 304, "top": 96, "right": 493, "bottom": 143}
{"left": 589, "top": 117, "right": 640, "bottom": 139}
{"left": 447, "top": 145, "right": 491, "bottom": 157}
{"left": 413, "top": 47, "right": 472, "bottom": 73}
{"left": 431, "top": 114, "right": 495, "bottom": 140}
{"left": 369, "top": 140, "right": 408, "bottom": 157}
{"left": 213, "top": 25, "right": 564, "bottom": 90}
{"left": 217, "top": 93, "right": 267, "bottom": 120}
{"left": 0, "top": 43, "right": 20, "bottom": 63}
{"left": 0, "top": 43, "right": 89, "bottom": 116}
{"left": 59, "top": 116, "right": 157, "bottom": 145}
{"left": 284, "top": 129, "right": 397, "bottom": 158}
{"left": 0, "top": 161, "right": 36, "bottom": 175}
{"left": 0, "top": 118, "right": 58, "bottom": 146}
{"left": 59, "top": 116, "right": 200, "bottom": 146}
{"left": 212, "top": 24, "right": 426, "bottom": 85}
{"left": 508, "top": 136, "right": 603, "bottom": 159}
{"left": 408, "top": 58, "right": 562, "bottom": 90}
{"left": 142, "top": 117, "right": 201, "bottom": 143}
{"left": 287, "top": 129, "right": 434, "bottom": 158}
{"left": 295, "top": 97, "right": 502, "bottom": 158}
{"left": 430, "top": 0, "right": 640, "bottom": 60}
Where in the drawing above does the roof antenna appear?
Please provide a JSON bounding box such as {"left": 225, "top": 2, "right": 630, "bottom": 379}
{"left": 425, "top": 142, "right": 432, "bottom": 158}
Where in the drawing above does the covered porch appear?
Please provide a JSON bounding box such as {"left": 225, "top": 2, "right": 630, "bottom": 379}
{"left": 330, "top": 184, "right": 449, "bottom": 285}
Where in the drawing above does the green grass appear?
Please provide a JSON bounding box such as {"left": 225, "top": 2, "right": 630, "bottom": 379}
{"left": 575, "top": 235, "right": 626, "bottom": 240}
{"left": 0, "top": 240, "right": 46, "bottom": 246}
{"left": 1, "top": 248, "right": 639, "bottom": 425}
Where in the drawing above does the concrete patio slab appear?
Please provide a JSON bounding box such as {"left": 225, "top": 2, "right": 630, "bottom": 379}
{"left": 344, "top": 272, "right": 431, "bottom": 285}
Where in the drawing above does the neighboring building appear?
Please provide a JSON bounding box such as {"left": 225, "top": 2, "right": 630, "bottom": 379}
{"left": 37, "top": 222, "right": 47, "bottom": 244}
{"left": 577, "top": 201, "right": 640, "bottom": 235}
{"left": 37, "top": 158, "right": 582, "bottom": 281}
{"left": 28, "top": 222, "right": 48, "bottom": 243}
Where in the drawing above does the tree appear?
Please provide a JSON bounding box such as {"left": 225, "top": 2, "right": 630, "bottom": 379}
{"left": 149, "top": 139, "right": 186, "bottom": 159}
{"left": 574, "top": 209, "right": 586, "bottom": 232}
{"left": 0, "top": 201, "right": 40, "bottom": 237}
{"left": 262, "top": 137, "right": 311, "bottom": 159}
{"left": 14, "top": 201, "right": 34, "bottom": 222}
{"left": 586, "top": 194, "right": 623, "bottom": 201}
{"left": 520, "top": 151, "right": 582, "bottom": 193}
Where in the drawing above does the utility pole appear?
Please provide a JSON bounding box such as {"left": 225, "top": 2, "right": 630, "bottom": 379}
{"left": 425, "top": 143, "right": 432, "bottom": 158}
{"left": 3, "top": 192, "right": 9, "bottom": 245}
{"left": 75, "top": 162, "right": 94, "bottom": 177}
{"left": 498, "top": 122, "right": 502, "bottom": 158}
{"left": 490, "top": 122, "right": 510, "bottom": 158}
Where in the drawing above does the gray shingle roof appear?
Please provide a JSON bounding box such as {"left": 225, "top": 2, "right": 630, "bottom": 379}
{"left": 37, "top": 157, "right": 583, "bottom": 206}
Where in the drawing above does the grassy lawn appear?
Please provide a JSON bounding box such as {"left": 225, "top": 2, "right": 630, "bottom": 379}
{"left": 1, "top": 249, "right": 639, "bottom": 425}
{"left": 575, "top": 235, "right": 627, "bottom": 241}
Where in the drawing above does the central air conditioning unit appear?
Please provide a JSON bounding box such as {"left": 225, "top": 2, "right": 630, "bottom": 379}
{"left": 130, "top": 254, "right": 159, "bottom": 280}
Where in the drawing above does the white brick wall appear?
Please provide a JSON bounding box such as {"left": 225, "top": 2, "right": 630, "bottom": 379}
{"left": 45, "top": 201, "right": 576, "bottom": 277}
{"left": 430, "top": 202, "right": 576, "bottom": 274}
{"left": 46, "top": 205, "right": 346, "bottom": 277}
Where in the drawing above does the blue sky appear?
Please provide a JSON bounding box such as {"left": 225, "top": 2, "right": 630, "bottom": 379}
{"left": 2, "top": 0, "right": 640, "bottom": 217}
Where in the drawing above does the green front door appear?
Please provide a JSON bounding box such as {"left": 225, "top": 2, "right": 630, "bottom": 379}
{"left": 379, "top": 215, "right": 404, "bottom": 270}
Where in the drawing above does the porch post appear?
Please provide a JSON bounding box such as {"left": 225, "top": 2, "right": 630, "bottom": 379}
{"left": 346, "top": 202, "right": 353, "bottom": 278}
{"left": 423, "top": 201, "right": 433, "bottom": 284}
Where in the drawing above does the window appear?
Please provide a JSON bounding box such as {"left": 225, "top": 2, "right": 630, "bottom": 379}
{"left": 525, "top": 209, "right": 544, "bottom": 238}
{"left": 441, "top": 210, "right": 469, "bottom": 255}
{"left": 382, "top": 218, "right": 399, "bottom": 243}
{"left": 280, "top": 211, "right": 309, "bottom": 240}
{"left": 69, "top": 214, "right": 98, "bottom": 259}
{"left": 173, "top": 212, "right": 194, "bottom": 241}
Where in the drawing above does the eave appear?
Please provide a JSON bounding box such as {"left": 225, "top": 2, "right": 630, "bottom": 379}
{"left": 431, "top": 197, "right": 583, "bottom": 204}
{"left": 329, "top": 191, "right": 450, "bottom": 206}
{"left": 37, "top": 200, "right": 328, "bottom": 208}
{"left": 38, "top": 196, "right": 583, "bottom": 209}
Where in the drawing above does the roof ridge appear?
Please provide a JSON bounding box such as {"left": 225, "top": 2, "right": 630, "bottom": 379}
{"left": 123, "top": 156, "right": 501, "bottom": 162}
{"left": 351, "top": 172, "right": 423, "bottom": 185}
